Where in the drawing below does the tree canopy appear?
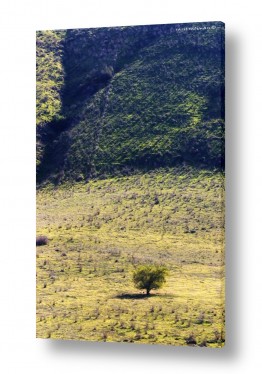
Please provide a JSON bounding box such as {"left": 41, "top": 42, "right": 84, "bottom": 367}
{"left": 133, "top": 265, "right": 168, "bottom": 295}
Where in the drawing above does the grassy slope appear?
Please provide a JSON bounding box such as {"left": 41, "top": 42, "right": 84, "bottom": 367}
{"left": 36, "top": 30, "right": 65, "bottom": 167}
{"left": 36, "top": 167, "right": 225, "bottom": 346}
{"left": 36, "top": 23, "right": 225, "bottom": 182}
{"left": 36, "top": 30, "right": 65, "bottom": 127}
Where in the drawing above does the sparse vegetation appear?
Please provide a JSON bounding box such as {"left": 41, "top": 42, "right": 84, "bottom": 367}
{"left": 36, "top": 23, "right": 224, "bottom": 183}
{"left": 36, "top": 168, "right": 225, "bottom": 346}
{"left": 36, "top": 22, "right": 225, "bottom": 347}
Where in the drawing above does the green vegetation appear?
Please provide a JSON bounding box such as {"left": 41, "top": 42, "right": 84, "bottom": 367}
{"left": 36, "top": 30, "right": 65, "bottom": 168}
{"left": 36, "top": 23, "right": 225, "bottom": 183}
{"left": 36, "top": 167, "right": 225, "bottom": 347}
{"left": 133, "top": 265, "right": 168, "bottom": 295}
{"left": 36, "top": 30, "right": 65, "bottom": 127}
{"left": 36, "top": 23, "right": 225, "bottom": 347}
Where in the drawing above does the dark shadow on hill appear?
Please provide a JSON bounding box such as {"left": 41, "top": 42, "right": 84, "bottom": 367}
{"left": 36, "top": 24, "right": 225, "bottom": 186}
{"left": 36, "top": 27, "right": 160, "bottom": 185}
{"left": 36, "top": 29, "right": 114, "bottom": 185}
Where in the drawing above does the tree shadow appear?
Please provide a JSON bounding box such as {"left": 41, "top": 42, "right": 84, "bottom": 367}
{"left": 114, "top": 292, "right": 175, "bottom": 300}
{"left": 115, "top": 293, "right": 157, "bottom": 300}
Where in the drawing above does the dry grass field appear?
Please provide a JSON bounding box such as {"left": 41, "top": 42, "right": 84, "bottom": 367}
{"left": 36, "top": 167, "right": 225, "bottom": 347}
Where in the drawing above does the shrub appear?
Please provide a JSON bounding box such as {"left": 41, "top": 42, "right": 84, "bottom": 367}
{"left": 133, "top": 264, "right": 168, "bottom": 295}
{"left": 186, "top": 334, "right": 197, "bottom": 345}
{"left": 36, "top": 235, "right": 48, "bottom": 246}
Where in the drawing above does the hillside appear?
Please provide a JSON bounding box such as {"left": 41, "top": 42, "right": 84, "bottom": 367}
{"left": 36, "top": 22, "right": 225, "bottom": 184}
{"left": 36, "top": 22, "right": 225, "bottom": 346}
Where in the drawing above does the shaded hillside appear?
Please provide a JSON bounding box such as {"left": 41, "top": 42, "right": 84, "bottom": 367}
{"left": 36, "top": 22, "right": 225, "bottom": 183}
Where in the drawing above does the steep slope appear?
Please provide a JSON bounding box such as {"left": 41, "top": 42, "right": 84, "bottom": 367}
{"left": 36, "top": 30, "right": 65, "bottom": 167}
{"left": 36, "top": 22, "right": 225, "bottom": 183}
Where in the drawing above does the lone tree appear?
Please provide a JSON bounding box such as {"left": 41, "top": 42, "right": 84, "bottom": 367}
{"left": 133, "top": 265, "right": 168, "bottom": 295}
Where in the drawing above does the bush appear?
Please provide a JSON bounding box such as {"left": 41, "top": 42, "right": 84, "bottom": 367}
{"left": 133, "top": 264, "right": 168, "bottom": 295}
{"left": 36, "top": 235, "right": 48, "bottom": 246}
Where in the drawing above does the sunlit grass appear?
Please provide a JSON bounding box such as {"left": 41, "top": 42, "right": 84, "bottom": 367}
{"left": 36, "top": 167, "right": 225, "bottom": 347}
